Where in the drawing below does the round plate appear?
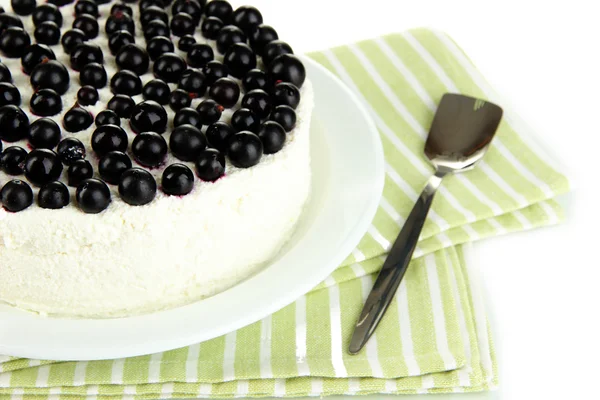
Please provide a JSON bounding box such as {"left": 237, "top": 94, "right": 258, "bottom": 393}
{"left": 0, "top": 57, "right": 385, "bottom": 361}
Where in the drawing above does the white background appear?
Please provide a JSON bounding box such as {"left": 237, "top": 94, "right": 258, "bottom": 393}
{"left": 229, "top": 0, "right": 600, "bottom": 399}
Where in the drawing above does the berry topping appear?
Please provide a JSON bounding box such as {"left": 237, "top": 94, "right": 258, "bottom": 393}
{"left": 146, "top": 36, "right": 174, "bottom": 61}
{"left": 140, "top": 6, "right": 168, "bottom": 28}
{"left": 0, "top": 82, "right": 20, "bottom": 107}
{"left": 268, "top": 54, "right": 306, "bottom": 88}
{"left": 76, "top": 178, "right": 111, "bottom": 214}
{"left": 223, "top": 43, "right": 256, "bottom": 78}
{"left": 110, "top": 69, "right": 142, "bottom": 96}
{"left": 196, "top": 99, "right": 223, "bottom": 125}
{"left": 143, "top": 19, "right": 170, "bottom": 40}
{"left": 47, "top": 0, "right": 76, "bottom": 7}
{"left": 178, "top": 34, "right": 196, "bottom": 52}
{"left": 32, "top": 4, "right": 62, "bottom": 28}
{"left": 202, "top": 60, "right": 229, "bottom": 85}
{"left": 34, "top": 21, "right": 61, "bottom": 46}
{"left": 178, "top": 68, "right": 206, "bottom": 95}
{"left": 171, "top": 0, "right": 202, "bottom": 24}
{"left": 169, "top": 124, "right": 207, "bottom": 161}
{"left": 272, "top": 82, "right": 301, "bottom": 109}
{"left": 201, "top": 16, "right": 223, "bottom": 40}
{"left": 1, "top": 180, "right": 33, "bottom": 212}
{"left": 99, "top": 150, "right": 132, "bottom": 184}
{"left": 206, "top": 121, "right": 234, "bottom": 152}
{"left": 129, "top": 100, "right": 168, "bottom": 134}
{"left": 75, "top": 0, "right": 99, "bottom": 17}
{"left": 171, "top": 12, "right": 195, "bottom": 36}
{"left": 30, "top": 60, "right": 70, "bottom": 95}
{"left": 57, "top": 137, "right": 85, "bottom": 165}
{"left": 91, "top": 124, "right": 128, "bottom": 156}
{"left": 0, "top": 13, "right": 23, "bottom": 33}
{"left": 73, "top": 14, "right": 99, "bottom": 39}
{"left": 77, "top": 85, "right": 99, "bottom": 106}
{"left": 11, "top": 0, "right": 37, "bottom": 16}
{"left": 67, "top": 159, "right": 93, "bottom": 187}
{"left": 232, "top": 5, "right": 263, "bottom": 34}
{"left": 107, "top": 94, "right": 135, "bottom": 118}
{"left": 63, "top": 105, "right": 93, "bottom": 132}
{"left": 227, "top": 131, "right": 262, "bottom": 168}
{"left": 0, "top": 27, "right": 30, "bottom": 58}
{"left": 186, "top": 43, "right": 214, "bottom": 68}
{"left": 161, "top": 163, "right": 194, "bottom": 196}
{"left": 105, "top": 11, "right": 135, "bottom": 36}
{"left": 0, "top": 104, "right": 29, "bottom": 141}
{"left": 173, "top": 107, "right": 202, "bottom": 129}
{"left": 216, "top": 25, "right": 246, "bottom": 54}
{"left": 143, "top": 79, "right": 171, "bottom": 105}
{"left": 24, "top": 148, "right": 63, "bottom": 186}
{"left": 21, "top": 44, "right": 56, "bottom": 75}
{"left": 153, "top": 52, "right": 187, "bottom": 83}
{"left": 95, "top": 110, "right": 120, "bottom": 127}
{"left": 0, "top": 63, "right": 12, "bottom": 82}
{"left": 168, "top": 88, "right": 191, "bottom": 111}
{"left": 249, "top": 24, "right": 278, "bottom": 55}
{"left": 195, "top": 148, "right": 225, "bottom": 181}
{"left": 209, "top": 77, "right": 239, "bottom": 108}
{"left": 80, "top": 62, "right": 107, "bottom": 88}
{"left": 242, "top": 89, "right": 272, "bottom": 119}
{"left": 231, "top": 107, "right": 259, "bottom": 133}
{"left": 205, "top": 0, "right": 232, "bottom": 23}
{"left": 118, "top": 168, "right": 157, "bottom": 206}
{"left": 262, "top": 40, "right": 293, "bottom": 66}
{"left": 30, "top": 88, "right": 62, "bottom": 116}
{"left": 38, "top": 181, "right": 70, "bottom": 209}
{"left": 0, "top": 146, "right": 27, "bottom": 175}
{"left": 257, "top": 121, "right": 286, "bottom": 154}
{"left": 270, "top": 105, "right": 296, "bottom": 132}
{"left": 70, "top": 43, "right": 103, "bottom": 71}
{"left": 29, "top": 118, "right": 61, "bottom": 149}
{"left": 132, "top": 131, "right": 167, "bottom": 167}
{"left": 115, "top": 43, "right": 149, "bottom": 75}
{"left": 108, "top": 30, "right": 135, "bottom": 55}
{"left": 61, "top": 29, "right": 87, "bottom": 54}
{"left": 111, "top": 3, "right": 133, "bottom": 16}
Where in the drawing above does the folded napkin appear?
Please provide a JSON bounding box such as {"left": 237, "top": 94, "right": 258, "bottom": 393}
{"left": 0, "top": 28, "right": 569, "bottom": 399}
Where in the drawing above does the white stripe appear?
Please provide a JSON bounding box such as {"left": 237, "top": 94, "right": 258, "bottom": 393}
{"left": 86, "top": 384, "right": 99, "bottom": 400}
{"left": 539, "top": 201, "right": 559, "bottom": 225}
{"left": 295, "top": 296, "right": 310, "bottom": 376}
{"left": 512, "top": 210, "right": 533, "bottom": 230}
{"left": 462, "top": 224, "right": 480, "bottom": 241}
{"left": 325, "top": 276, "right": 347, "bottom": 377}
{"left": 223, "top": 331, "right": 237, "bottom": 381}
{"left": 347, "top": 377, "right": 361, "bottom": 394}
{"left": 425, "top": 254, "right": 457, "bottom": 370}
{"left": 111, "top": 358, "right": 125, "bottom": 384}
{"left": 0, "top": 372, "right": 11, "bottom": 387}
{"left": 385, "top": 163, "right": 418, "bottom": 201}
{"left": 487, "top": 217, "right": 507, "bottom": 234}
{"left": 123, "top": 385, "right": 136, "bottom": 400}
{"left": 437, "top": 232, "right": 453, "bottom": 248}
{"left": 397, "top": 280, "right": 420, "bottom": 375}
{"left": 384, "top": 379, "right": 397, "bottom": 394}
{"left": 310, "top": 378, "right": 323, "bottom": 396}
{"left": 351, "top": 248, "right": 366, "bottom": 262}
{"left": 148, "top": 352, "right": 163, "bottom": 383}
{"left": 48, "top": 387, "right": 61, "bottom": 400}
{"left": 35, "top": 364, "right": 50, "bottom": 387}
{"left": 439, "top": 186, "right": 478, "bottom": 223}
{"left": 185, "top": 343, "right": 200, "bottom": 382}
{"left": 161, "top": 382, "right": 174, "bottom": 399}
{"left": 0, "top": 356, "right": 13, "bottom": 363}
{"left": 379, "top": 196, "right": 403, "bottom": 226}
{"left": 259, "top": 314, "right": 273, "bottom": 378}
{"left": 274, "top": 378, "right": 286, "bottom": 396}
{"left": 10, "top": 388, "right": 22, "bottom": 400}
{"left": 73, "top": 361, "right": 88, "bottom": 386}
{"left": 349, "top": 262, "right": 365, "bottom": 278}
{"left": 479, "top": 161, "right": 529, "bottom": 208}
{"left": 198, "top": 383, "right": 212, "bottom": 397}
{"left": 361, "top": 275, "right": 384, "bottom": 378}
{"left": 367, "top": 225, "right": 391, "bottom": 251}
{"left": 455, "top": 174, "right": 504, "bottom": 216}
{"left": 417, "top": 374, "right": 435, "bottom": 393}
{"left": 235, "top": 380, "right": 249, "bottom": 398}
{"left": 28, "top": 360, "right": 41, "bottom": 367}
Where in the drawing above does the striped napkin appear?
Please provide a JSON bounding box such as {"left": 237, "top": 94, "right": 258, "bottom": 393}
{"left": 0, "top": 28, "right": 569, "bottom": 399}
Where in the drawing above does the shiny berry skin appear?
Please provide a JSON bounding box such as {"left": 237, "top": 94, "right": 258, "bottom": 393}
{"left": 76, "top": 178, "right": 111, "bottom": 214}
{"left": 178, "top": 68, "right": 206, "bottom": 95}
{"left": 168, "top": 88, "right": 191, "bottom": 111}
{"left": 115, "top": 44, "right": 149, "bottom": 75}
{"left": 1, "top": 180, "right": 33, "bottom": 212}
{"left": 77, "top": 85, "right": 98, "bottom": 106}
{"left": 249, "top": 24, "right": 277, "bottom": 55}
{"left": 75, "top": 0, "right": 99, "bottom": 17}
{"left": 270, "top": 105, "right": 296, "bottom": 132}
{"left": 139, "top": 0, "right": 163, "bottom": 12}
{"left": 80, "top": 63, "right": 107, "bottom": 88}
{"left": 0, "top": 146, "right": 27, "bottom": 175}
{"left": 30, "top": 88, "right": 62, "bottom": 116}
{"left": 201, "top": 16, "right": 223, "bottom": 40}
{"left": 129, "top": 100, "right": 168, "bottom": 134}
{"left": 21, "top": 43, "right": 56, "bottom": 75}
{"left": 132, "top": 132, "right": 167, "bottom": 167}
{"left": 67, "top": 159, "right": 93, "bottom": 187}
{"left": 143, "top": 20, "right": 170, "bottom": 41}
{"left": 146, "top": 36, "right": 174, "bottom": 61}
{"left": 227, "top": 131, "right": 262, "bottom": 168}
{"left": 187, "top": 43, "right": 213, "bottom": 68}
{"left": 171, "top": 0, "right": 202, "bottom": 24}
{"left": 231, "top": 108, "right": 259, "bottom": 132}
{"left": 173, "top": 107, "right": 201, "bottom": 129}
{"left": 28, "top": 118, "right": 60, "bottom": 149}
{"left": 206, "top": 121, "right": 233, "bottom": 152}
{"left": 108, "top": 30, "right": 135, "bottom": 55}
{"left": 216, "top": 25, "right": 246, "bottom": 54}
{"left": 171, "top": 12, "right": 194, "bottom": 36}
{"left": 196, "top": 99, "right": 223, "bottom": 125}
{"left": 11, "top": 0, "right": 36, "bottom": 16}
{"left": 0, "top": 13, "right": 23, "bottom": 33}
{"left": 47, "top": 0, "right": 75, "bottom": 7}
{"left": 107, "top": 94, "right": 135, "bottom": 118}
{"left": 202, "top": 60, "right": 229, "bottom": 85}
{"left": 30, "top": 60, "right": 70, "bottom": 95}
{"left": 140, "top": 6, "right": 168, "bottom": 28}
{"left": 61, "top": 29, "right": 86, "bottom": 54}
{"left": 57, "top": 137, "right": 85, "bottom": 165}
{"left": 232, "top": 5, "right": 262, "bottom": 34}
{"left": 0, "top": 62, "right": 11, "bottom": 82}
{"left": 257, "top": 121, "right": 286, "bottom": 154}
{"left": 24, "top": 148, "right": 63, "bottom": 186}
{"left": 91, "top": 124, "right": 128, "bottom": 156}
{"left": 178, "top": 34, "right": 196, "bottom": 52}
{"left": 269, "top": 54, "right": 306, "bottom": 88}
{"left": 110, "top": 70, "right": 142, "bottom": 96}
{"left": 119, "top": 168, "right": 157, "bottom": 206}
{"left": 105, "top": 11, "right": 134, "bottom": 36}
{"left": 142, "top": 79, "right": 170, "bottom": 104}
{"left": 195, "top": 148, "right": 224, "bottom": 181}
{"left": 169, "top": 124, "right": 206, "bottom": 161}
{"left": 0, "top": 27, "right": 30, "bottom": 58}
{"left": 0, "top": 82, "right": 20, "bottom": 106}
{"left": 242, "top": 89, "right": 272, "bottom": 119}
{"left": 205, "top": 0, "right": 232, "bottom": 23}
{"left": 32, "top": 4, "right": 62, "bottom": 28}
{"left": 95, "top": 109, "right": 120, "bottom": 127}
{"left": 272, "top": 82, "right": 300, "bottom": 109}
{"left": 153, "top": 52, "right": 187, "bottom": 83}
{"left": 63, "top": 106, "right": 93, "bottom": 133}
{"left": 209, "top": 77, "right": 239, "bottom": 108}
{"left": 73, "top": 14, "right": 99, "bottom": 39}
{"left": 161, "top": 163, "right": 194, "bottom": 196}
{"left": 70, "top": 43, "right": 103, "bottom": 71}
{"left": 111, "top": 3, "right": 132, "bottom": 16}
{"left": 38, "top": 181, "right": 70, "bottom": 209}
{"left": 0, "top": 105, "right": 29, "bottom": 141}
{"left": 262, "top": 40, "right": 293, "bottom": 66}
{"left": 99, "top": 150, "right": 132, "bottom": 184}
{"left": 34, "top": 21, "right": 61, "bottom": 46}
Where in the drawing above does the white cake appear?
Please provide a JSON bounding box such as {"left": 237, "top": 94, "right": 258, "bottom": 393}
{"left": 0, "top": 0, "right": 313, "bottom": 317}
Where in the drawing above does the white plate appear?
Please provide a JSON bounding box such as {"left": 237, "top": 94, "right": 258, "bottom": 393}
{"left": 0, "top": 57, "right": 385, "bottom": 361}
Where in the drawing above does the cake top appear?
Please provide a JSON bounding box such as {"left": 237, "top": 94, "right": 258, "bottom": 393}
{"left": 0, "top": 0, "right": 306, "bottom": 214}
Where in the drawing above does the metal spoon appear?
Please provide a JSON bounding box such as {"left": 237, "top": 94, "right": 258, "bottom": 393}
{"left": 349, "top": 93, "right": 503, "bottom": 354}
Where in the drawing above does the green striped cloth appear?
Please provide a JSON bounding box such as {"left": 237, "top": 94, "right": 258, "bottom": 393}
{"left": 0, "top": 28, "right": 569, "bottom": 399}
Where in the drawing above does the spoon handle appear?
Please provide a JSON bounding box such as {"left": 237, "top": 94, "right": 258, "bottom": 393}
{"left": 349, "top": 170, "right": 446, "bottom": 354}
